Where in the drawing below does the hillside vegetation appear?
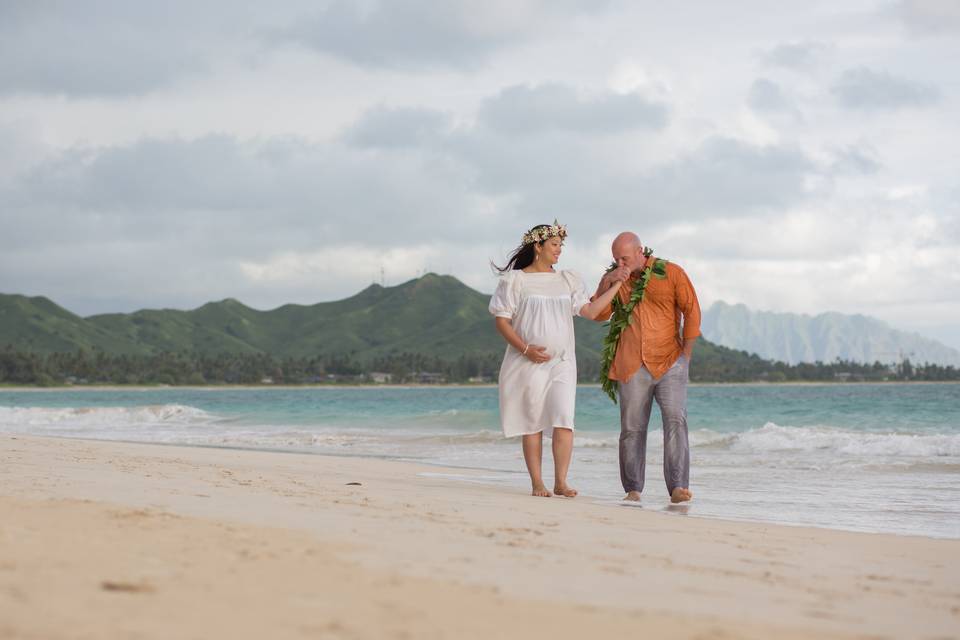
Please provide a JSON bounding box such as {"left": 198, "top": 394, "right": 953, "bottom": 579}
{"left": 3, "top": 275, "right": 955, "bottom": 385}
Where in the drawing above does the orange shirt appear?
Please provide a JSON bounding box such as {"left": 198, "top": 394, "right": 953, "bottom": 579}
{"left": 595, "top": 257, "right": 701, "bottom": 381}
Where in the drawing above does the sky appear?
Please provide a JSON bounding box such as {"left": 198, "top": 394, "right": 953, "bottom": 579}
{"left": 2, "top": 0, "right": 959, "bottom": 348}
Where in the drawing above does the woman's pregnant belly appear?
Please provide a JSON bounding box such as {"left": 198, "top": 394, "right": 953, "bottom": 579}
{"left": 522, "top": 331, "right": 569, "bottom": 359}
{"left": 515, "top": 297, "right": 573, "bottom": 359}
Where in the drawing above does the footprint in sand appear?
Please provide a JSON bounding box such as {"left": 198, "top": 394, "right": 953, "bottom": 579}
{"left": 101, "top": 580, "right": 155, "bottom": 594}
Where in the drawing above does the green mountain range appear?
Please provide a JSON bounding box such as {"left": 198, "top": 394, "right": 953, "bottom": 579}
{"left": 1, "top": 274, "right": 762, "bottom": 373}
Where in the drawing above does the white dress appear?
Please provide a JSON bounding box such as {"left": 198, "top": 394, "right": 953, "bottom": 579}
{"left": 488, "top": 270, "right": 592, "bottom": 438}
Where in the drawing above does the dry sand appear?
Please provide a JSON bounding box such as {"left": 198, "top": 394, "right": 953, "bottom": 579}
{"left": 0, "top": 434, "right": 957, "bottom": 639}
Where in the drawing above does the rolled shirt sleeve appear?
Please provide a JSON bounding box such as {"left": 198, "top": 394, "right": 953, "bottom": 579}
{"left": 674, "top": 265, "right": 701, "bottom": 340}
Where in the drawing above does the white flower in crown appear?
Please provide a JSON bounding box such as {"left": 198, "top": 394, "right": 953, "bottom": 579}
{"left": 521, "top": 219, "right": 567, "bottom": 245}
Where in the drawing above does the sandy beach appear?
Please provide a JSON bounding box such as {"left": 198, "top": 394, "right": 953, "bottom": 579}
{"left": 1, "top": 435, "right": 957, "bottom": 639}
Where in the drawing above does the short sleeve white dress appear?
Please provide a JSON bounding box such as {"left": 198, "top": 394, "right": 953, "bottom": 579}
{"left": 489, "top": 270, "right": 592, "bottom": 438}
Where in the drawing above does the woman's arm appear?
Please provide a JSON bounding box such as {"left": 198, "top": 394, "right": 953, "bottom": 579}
{"left": 592, "top": 265, "right": 630, "bottom": 299}
{"left": 494, "top": 317, "right": 551, "bottom": 363}
{"left": 579, "top": 278, "right": 625, "bottom": 320}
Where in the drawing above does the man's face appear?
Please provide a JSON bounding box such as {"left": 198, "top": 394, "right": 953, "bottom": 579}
{"left": 612, "top": 240, "right": 644, "bottom": 273}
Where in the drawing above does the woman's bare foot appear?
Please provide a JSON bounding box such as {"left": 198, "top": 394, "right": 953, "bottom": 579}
{"left": 532, "top": 484, "right": 552, "bottom": 497}
{"left": 623, "top": 491, "right": 642, "bottom": 502}
{"left": 554, "top": 484, "right": 578, "bottom": 497}
{"left": 670, "top": 487, "right": 693, "bottom": 503}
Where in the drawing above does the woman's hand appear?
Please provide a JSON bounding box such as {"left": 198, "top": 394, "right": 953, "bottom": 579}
{"left": 524, "top": 344, "right": 552, "bottom": 364}
{"left": 495, "top": 318, "right": 551, "bottom": 362}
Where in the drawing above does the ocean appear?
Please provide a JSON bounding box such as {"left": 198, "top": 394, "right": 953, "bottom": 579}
{"left": 1, "top": 384, "right": 958, "bottom": 539}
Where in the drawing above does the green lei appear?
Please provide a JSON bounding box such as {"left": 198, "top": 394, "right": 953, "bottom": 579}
{"left": 600, "top": 248, "right": 668, "bottom": 403}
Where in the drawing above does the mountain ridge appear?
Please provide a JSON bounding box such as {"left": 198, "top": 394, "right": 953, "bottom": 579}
{"left": 5, "top": 278, "right": 957, "bottom": 384}
{"left": 0, "top": 276, "right": 762, "bottom": 380}
{"left": 5, "top": 277, "right": 954, "bottom": 371}
{"left": 701, "top": 301, "right": 960, "bottom": 366}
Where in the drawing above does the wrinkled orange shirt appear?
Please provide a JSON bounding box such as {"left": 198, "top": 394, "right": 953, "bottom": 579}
{"left": 595, "top": 257, "right": 701, "bottom": 381}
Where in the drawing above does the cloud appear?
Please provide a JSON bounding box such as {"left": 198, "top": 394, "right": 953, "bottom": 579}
{"left": 0, "top": 1, "right": 214, "bottom": 96}
{"left": 0, "top": 118, "right": 822, "bottom": 320}
{"left": 444, "top": 129, "right": 818, "bottom": 232}
{"left": 663, "top": 200, "right": 960, "bottom": 351}
{"left": 946, "top": 189, "right": 960, "bottom": 240}
{"left": 759, "top": 41, "right": 829, "bottom": 70}
{"left": 0, "top": 0, "right": 956, "bottom": 352}
{"left": 0, "top": 130, "right": 505, "bottom": 312}
{"left": 239, "top": 245, "right": 441, "bottom": 285}
{"left": 747, "top": 78, "right": 792, "bottom": 113}
{"left": 0, "top": 133, "right": 493, "bottom": 257}
{"left": 0, "top": 122, "right": 49, "bottom": 184}
{"left": 636, "top": 137, "right": 816, "bottom": 220}
{"left": 267, "top": 0, "right": 609, "bottom": 70}
{"left": 893, "top": 0, "right": 960, "bottom": 36}
{"left": 344, "top": 106, "right": 452, "bottom": 149}
{"left": 831, "top": 67, "right": 940, "bottom": 110}
{"left": 829, "top": 142, "right": 882, "bottom": 175}
{"left": 0, "top": 2, "right": 616, "bottom": 96}
{"left": 477, "top": 83, "right": 669, "bottom": 135}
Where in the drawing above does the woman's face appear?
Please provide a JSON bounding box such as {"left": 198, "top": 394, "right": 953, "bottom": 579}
{"left": 537, "top": 236, "right": 563, "bottom": 265}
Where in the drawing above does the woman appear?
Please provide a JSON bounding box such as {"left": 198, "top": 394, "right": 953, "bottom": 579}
{"left": 489, "top": 222, "right": 626, "bottom": 497}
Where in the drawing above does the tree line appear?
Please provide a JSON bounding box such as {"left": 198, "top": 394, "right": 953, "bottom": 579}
{"left": 0, "top": 347, "right": 503, "bottom": 386}
{"left": 1, "top": 346, "right": 957, "bottom": 386}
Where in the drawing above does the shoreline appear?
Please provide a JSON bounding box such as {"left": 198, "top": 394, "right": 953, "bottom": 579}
{"left": 14, "top": 432, "right": 960, "bottom": 541}
{"left": 3, "top": 379, "right": 959, "bottom": 392}
{"left": 1, "top": 434, "right": 957, "bottom": 639}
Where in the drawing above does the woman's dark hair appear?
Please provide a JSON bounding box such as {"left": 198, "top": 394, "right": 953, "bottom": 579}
{"left": 492, "top": 224, "right": 551, "bottom": 273}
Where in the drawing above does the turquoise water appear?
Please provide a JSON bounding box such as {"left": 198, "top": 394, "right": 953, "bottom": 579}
{"left": 2, "top": 384, "right": 958, "bottom": 538}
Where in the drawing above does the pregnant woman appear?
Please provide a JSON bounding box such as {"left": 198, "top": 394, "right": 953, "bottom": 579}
{"left": 490, "top": 221, "right": 625, "bottom": 497}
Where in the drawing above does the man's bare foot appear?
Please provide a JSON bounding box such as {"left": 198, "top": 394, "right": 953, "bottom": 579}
{"left": 532, "top": 484, "right": 552, "bottom": 497}
{"left": 670, "top": 487, "right": 693, "bottom": 503}
{"left": 623, "top": 491, "right": 642, "bottom": 502}
{"left": 554, "top": 484, "right": 578, "bottom": 497}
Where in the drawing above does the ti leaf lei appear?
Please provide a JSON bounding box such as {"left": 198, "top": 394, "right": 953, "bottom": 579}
{"left": 600, "top": 247, "right": 668, "bottom": 404}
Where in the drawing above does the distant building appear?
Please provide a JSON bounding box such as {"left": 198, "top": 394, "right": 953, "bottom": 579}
{"left": 260, "top": 377, "right": 274, "bottom": 384}
{"left": 415, "top": 372, "right": 447, "bottom": 384}
{"left": 467, "top": 375, "right": 492, "bottom": 384}
{"left": 325, "top": 373, "right": 364, "bottom": 383}
{"left": 369, "top": 372, "right": 393, "bottom": 384}
{"left": 833, "top": 371, "right": 866, "bottom": 382}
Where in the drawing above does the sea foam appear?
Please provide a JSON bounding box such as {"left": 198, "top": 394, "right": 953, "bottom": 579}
{"left": 0, "top": 404, "right": 216, "bottom": 429}
{"left": 728, "top": 422, "right": 960, "bottom": 458}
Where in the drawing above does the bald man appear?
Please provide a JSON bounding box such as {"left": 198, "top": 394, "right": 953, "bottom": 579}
{"left": 591, "top": 233, "right": 701, "bottom": 503}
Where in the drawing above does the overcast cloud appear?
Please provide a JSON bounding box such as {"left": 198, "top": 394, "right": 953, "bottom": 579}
{"left": 2, "top": 0, "right": 959, "bottom": 350}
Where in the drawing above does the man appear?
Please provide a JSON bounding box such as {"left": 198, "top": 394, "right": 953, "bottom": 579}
{"left": 591, "top": 232, "right": 701, "bottom": 503}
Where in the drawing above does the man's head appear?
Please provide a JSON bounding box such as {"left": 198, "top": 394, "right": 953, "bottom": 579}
{"left": 611, "top": 232, "right": 646, "bottom": 273}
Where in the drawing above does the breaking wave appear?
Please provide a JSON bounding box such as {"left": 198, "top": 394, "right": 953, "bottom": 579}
{"left": 0, "top": 404, "right": 218, "bottom": 430}
{"left": 725, "top": 422, "right": 960, "bottom": 458}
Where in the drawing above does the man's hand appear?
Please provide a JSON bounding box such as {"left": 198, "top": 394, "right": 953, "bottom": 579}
{"left": 681, "top": 336, "right": 697, "bottom": 363}
{"left": 601, "top": 266, "right": 630, "bottom": 289}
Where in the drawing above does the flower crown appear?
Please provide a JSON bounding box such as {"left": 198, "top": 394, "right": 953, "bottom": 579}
{"left": 522, "top": 220, "right": 567, "bottom": 245}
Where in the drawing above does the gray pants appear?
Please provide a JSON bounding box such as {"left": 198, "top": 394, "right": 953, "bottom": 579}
{"left": 618, "top": 355, "right": 690, "bottom": 495}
